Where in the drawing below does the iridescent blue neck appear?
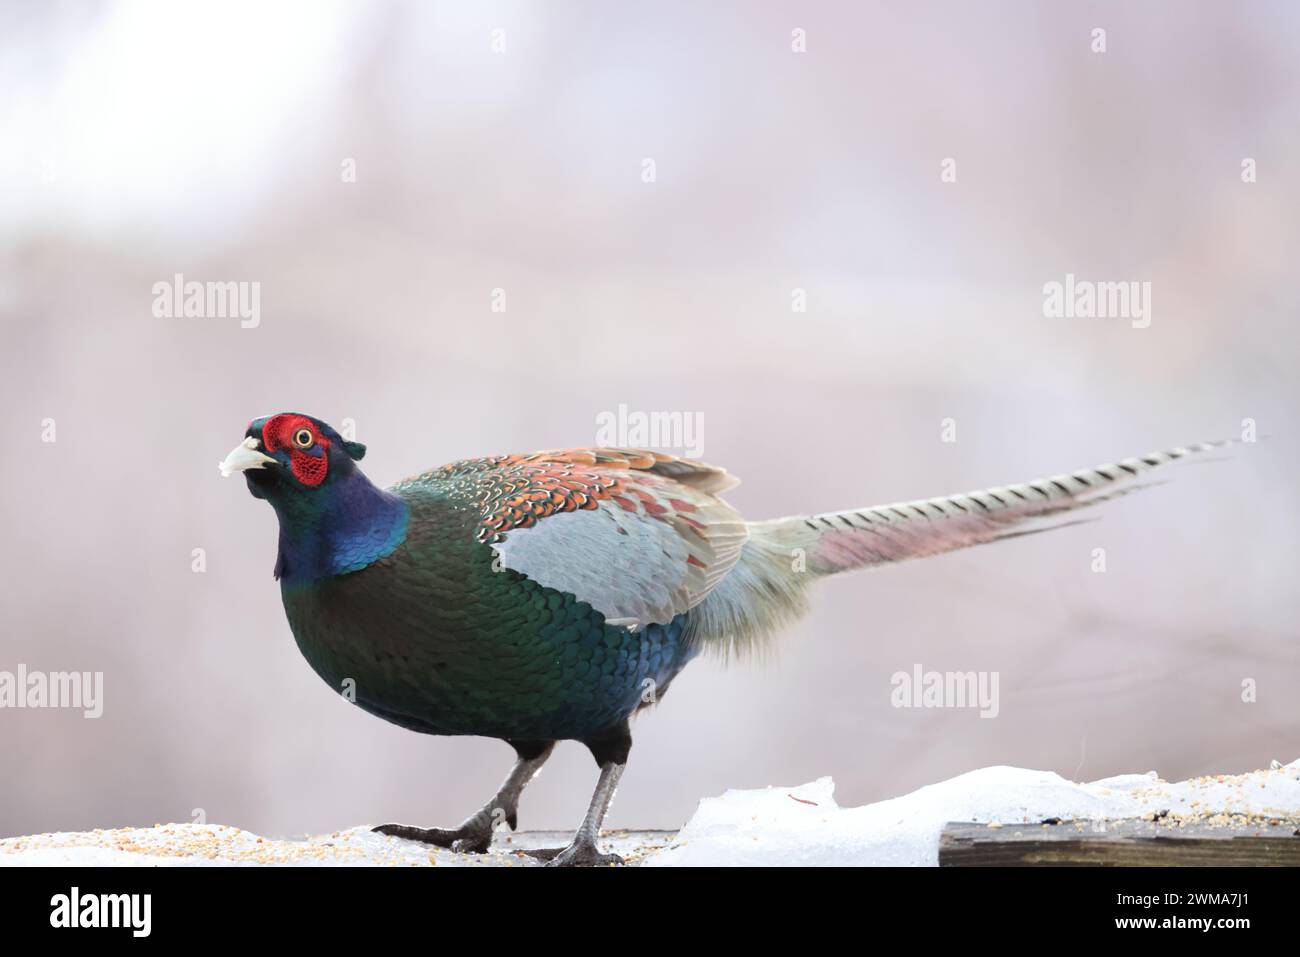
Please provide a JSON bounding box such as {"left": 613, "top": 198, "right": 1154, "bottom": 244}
{"left": 272, "top": 469, "right": 409, "bottom": 586}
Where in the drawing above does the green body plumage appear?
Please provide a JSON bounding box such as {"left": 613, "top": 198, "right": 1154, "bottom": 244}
{"left": 280, "top": 478, "right": 694, "bottom": 744}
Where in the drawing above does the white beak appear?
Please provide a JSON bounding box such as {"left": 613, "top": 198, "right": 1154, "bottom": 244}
{"left": 219, "top": 436, "right": 277, "bottom": 477}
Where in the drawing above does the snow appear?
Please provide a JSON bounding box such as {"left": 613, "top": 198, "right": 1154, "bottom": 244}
{"left": 647, "top": 759, "right": 1300, "bottom": 866}
{"left": 4, "top": 760, "right": 1297, "bottom": 866}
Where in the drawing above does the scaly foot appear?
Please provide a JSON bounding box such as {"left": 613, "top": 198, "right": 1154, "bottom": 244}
{"left": 372, "top": 819, "right": 496, "bottom": 854}
{"left": 524, "top": 840, "right": 624, "bottom": 867}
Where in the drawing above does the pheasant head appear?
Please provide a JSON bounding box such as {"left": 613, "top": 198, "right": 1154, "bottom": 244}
{"left": 219, "top": 413, "right": 367, "bottom": 497}
{"left": 219, "top": 413, "right": 405, "bottom": 582}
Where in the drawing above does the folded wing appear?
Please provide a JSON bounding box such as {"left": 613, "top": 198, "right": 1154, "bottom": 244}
{"left": 410, "top": 448, "right": 748, "bottom": 629}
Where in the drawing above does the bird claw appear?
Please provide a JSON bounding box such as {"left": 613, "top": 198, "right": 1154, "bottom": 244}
{"left": 524, "top": 841, "right": 624, "bottom": 867}
{"left": 451, "top": 833, "right": 493, "bottom": 854}
{"left": 372, "top": 822, "right": 493, "bottom": 854}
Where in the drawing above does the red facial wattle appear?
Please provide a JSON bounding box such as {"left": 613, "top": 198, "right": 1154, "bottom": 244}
{"left": 260, "top": 414, "right": 331, "bottom": 487}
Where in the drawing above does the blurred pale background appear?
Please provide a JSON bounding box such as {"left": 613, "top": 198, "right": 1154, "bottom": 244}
{"left": 1, "top": 0, "right": 1296, "bottom": 838}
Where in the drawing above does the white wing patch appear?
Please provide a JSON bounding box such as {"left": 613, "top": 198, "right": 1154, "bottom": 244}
{"left": 491, "top": 487, "right": 746, "bottom": 630}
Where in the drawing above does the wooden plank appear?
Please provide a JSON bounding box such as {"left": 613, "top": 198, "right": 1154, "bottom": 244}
{"left": 939, "top": 818, "right": 1300, "bottom": 866}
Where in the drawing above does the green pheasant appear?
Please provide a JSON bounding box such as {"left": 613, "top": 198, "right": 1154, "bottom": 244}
{"left": 221, "top": 412, "right": 1225, "bottom": 865}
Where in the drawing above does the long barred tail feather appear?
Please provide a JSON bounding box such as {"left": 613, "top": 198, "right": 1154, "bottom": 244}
{"left": 757, "top": 440, "right": 1232, "bottom": 577}
{"left": 689, "top": 440, "right": 1235, "bottom": 656}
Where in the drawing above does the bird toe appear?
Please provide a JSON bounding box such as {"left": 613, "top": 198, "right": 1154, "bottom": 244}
{"left": 526, "top": 842, "right": 623, "bottom": 867}
{"left": 371, "top": 823, "right": 462, "bottom": 848}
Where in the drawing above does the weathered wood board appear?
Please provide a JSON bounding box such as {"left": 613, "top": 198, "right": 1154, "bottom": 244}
{"left": 939, "top": 818, "right": 1300, "bottom": 866}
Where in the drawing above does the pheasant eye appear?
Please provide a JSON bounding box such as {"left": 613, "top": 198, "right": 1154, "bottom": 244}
{"left": 293, "top": 429, "right": 314, "bottom": 449}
